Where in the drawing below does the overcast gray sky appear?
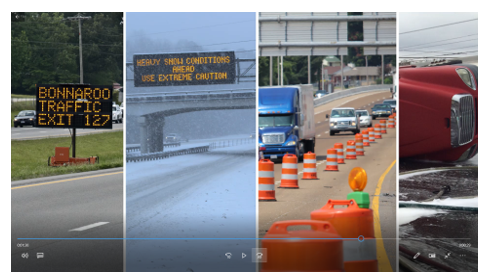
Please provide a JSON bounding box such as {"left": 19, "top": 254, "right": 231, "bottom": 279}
{"left": 399, "top": 12, "right": 478, "bottom": 60}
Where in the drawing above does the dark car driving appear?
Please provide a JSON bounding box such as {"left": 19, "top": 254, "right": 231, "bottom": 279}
{"left": 13, "top": 110, "right": 36, "bottom": 127}
{"left": 371, "top": 104, "right": 392, "bottom": 119}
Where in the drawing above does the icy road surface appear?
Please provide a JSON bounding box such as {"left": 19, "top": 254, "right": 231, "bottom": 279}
{"left": 126, "top": 144, "right": 256, "bottom": 271}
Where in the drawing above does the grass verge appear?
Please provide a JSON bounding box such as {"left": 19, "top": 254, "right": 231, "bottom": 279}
{"left": 11, "top": 131, "right": 123, "bottom": 181}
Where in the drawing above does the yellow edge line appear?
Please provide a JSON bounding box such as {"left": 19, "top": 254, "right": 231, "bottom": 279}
{"left": 11, "top": 171, "right": 123, "bottom": 190}
{"left": 372, "top": 159, "right": 396, "bottom": 272}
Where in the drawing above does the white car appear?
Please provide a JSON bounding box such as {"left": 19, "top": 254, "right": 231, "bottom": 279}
{"left": 356, "top": 110, "right": 372, "bottom": 127}
{"left": 327, "top": 107, "right": 360, "bottom": 135}
{"left": 112, "top": 105, "right": 123, "bottom": 123}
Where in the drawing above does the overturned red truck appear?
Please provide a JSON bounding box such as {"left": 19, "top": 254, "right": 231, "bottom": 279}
{"left": 399, "top": 62, "right": 478, "bottom": 162}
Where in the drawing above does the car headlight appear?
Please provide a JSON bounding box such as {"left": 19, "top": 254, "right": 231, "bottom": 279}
{"left": 351, "top": 121, "right": 356, "bottom": 126}
{"left": 14, "top": 118, "right": 18, "bottom": 121}
{"left": 285, "top": 141, "right": 296, "bottom": 146}
{"left": 387, "top": 111, "right": 391, "bottom": 114}
{"left": 456, "top": 68, "right": 476, "bottom": 90}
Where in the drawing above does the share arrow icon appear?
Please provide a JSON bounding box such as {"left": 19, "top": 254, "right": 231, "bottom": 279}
{"left": 242, "top": 253, "right": 247, "bottom": 259}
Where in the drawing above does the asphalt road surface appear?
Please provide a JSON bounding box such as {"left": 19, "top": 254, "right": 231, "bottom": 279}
{"left": 11, "top": 123, "right": 123, "bottom": 140}
{"left": 259, "top": 90, "right": 397, "bottom": 271}
{"left": 11, "top": 168, "right": 123, "bottom": 272}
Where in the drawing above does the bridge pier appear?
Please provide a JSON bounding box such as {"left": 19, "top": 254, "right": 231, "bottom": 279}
{"left": 138, "top": 116, "right": 149, "bottom": 154}
{"left": 138, "top": 115, "right": 166, "bottom": 154}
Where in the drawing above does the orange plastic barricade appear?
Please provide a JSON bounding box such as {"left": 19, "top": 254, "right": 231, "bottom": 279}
{"left": 324, "top": 148, "right": 339, "bottom": 171}
{"left": 259, "top": 159, "right": 276, "bottom": 201}
{"left": 362, "top": 130, "right": 370, "bottom": 147}
{"left": 387, "top": 115, "right": 395, "bottom": 128}
{"left": 380, "top": 120, "right": 387, "bottom": 134}
{"left": 302, "top": 152, "right": 318, "bottom": 180}
{"left": 355, "top": 134, "right": 364, "bottom": 156}
{"left": 261, "top": 220, "right": 344, "bottom": 272}
{"left": 374, "top": 124, "right": 382, "bottom": 139}
{"left": 345, "top": 140, "right": 357, "bottom": 160}
{"left": 310, "top": 199, "right": 378, "bottom": 272}
{"left": 367, "top": 127, "right": 375, "bottom": 143}
{"left": 334, "top": 143, "right": 345, "bottom": 164}
{"left": 279, "top": 154, "right": 299, "bottom": 188}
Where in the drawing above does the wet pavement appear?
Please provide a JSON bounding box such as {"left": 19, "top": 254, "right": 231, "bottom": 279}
{"left": 399, "top": 159, "right": 478, "bottom": 272}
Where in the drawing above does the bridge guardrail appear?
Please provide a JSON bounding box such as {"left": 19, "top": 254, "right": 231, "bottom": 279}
{"left": 313, "top": 85, "right": 392, "bottom": 108}
{"left": 127, "top": 145, "right": 210, "bottom": 162}
{"left": 126, "top": 142, "right": 181, "bottom": 153}
{"left": 209, "top": 137, "right": 255, "bottom": 149}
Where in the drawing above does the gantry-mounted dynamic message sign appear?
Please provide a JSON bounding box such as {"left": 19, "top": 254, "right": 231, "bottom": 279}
{"left": 133, "top": 51, "right": 236, "bottom": 87}
{"left": 36, "top": 84, "right": 113, "bottom": 129}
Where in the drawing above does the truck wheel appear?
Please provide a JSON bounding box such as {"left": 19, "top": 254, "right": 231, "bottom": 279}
{"left": 330, "top": 131, "right": 335, "bottom": 136}
{"left": 372, "top": 116, "right": 376, "bottom": 120}
{"left": 119, "top": 118, "right": 123, "bottom": 124}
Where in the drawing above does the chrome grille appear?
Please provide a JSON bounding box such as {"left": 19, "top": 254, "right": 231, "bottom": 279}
{"left": 262, "top": 133, "right": 285, "bottom": 144}
{"left": 452, "top": 94, "right": 475, "bottom": 147}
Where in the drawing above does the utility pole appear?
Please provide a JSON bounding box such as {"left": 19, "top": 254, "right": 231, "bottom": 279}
{"left": 65, "top": 13, "right": 91, "bottom": 158}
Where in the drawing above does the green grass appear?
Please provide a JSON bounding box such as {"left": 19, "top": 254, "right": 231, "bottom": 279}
{"left": 11, "top": 131, "right": 123, "bottom": 181}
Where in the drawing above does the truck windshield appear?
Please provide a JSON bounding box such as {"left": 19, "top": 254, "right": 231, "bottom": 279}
{"left": 259, "top": 114, "right": 293, "bottom": 127}
{"left": 330, "top": 109, "right": 355, "bottom": 118}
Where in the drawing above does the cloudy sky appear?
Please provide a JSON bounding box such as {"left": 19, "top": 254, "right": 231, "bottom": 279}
{"left": 399, "top": 12, "right": 478, "bottom": 60}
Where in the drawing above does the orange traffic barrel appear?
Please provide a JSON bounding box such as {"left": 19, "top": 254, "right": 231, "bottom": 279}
{"left": 302, "top": 152, "right": 318, "bottom": 180}
{"left": 259, "top": 159, "right": 276, "bottom": 201}
{"left": 355, "top": 134, "right": 364, "bottom": 156}
{"left": 324, "top": 148, "right": 339, "bottom": 171}
{"left": 380, "top": 120, "right": 387, "bottom": 134}
{"left": 394, "top": 113, "right": 397, "bottom": 127}
{"left": 367, "top": 127, "right": 375, "bottom": 143}
{"left": 387, "top": 115, "right": 395, "bottom": 128}
{"left": 374, "top": 124, "right": 382, "bottom": 139}
{"left": 279, "top": 154, "right": 299, "bottom": 188}
{"left": 345, "top": 140, "right": 357, "bottom": 160}
{"left": 261, "top": 220, "right": 344, "bottom": 272}
{"left": 310, "top": 199, "right": 377, "bottom": 272}
{"left": 361, "top": 130, "right": 370, "bottom": 147}
{"left": 334, "top": 143, "right": 345, "bottom": 164}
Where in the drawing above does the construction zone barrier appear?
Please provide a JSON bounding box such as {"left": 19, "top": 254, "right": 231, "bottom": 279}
{"left": 279, "top": 153, "right": 299, "bottom": 188}
{"left": 387, "top": 115, "right": 395, "bottom": 128}
{"left": 126, "top": 146, "right": 210, "bottom": 162}
{"left": 374, "top": 124, "right": 382, "bottom": 139}
{"left": 334, "top": 143, "right": 345, "bottom": 164}
{"left": 324, "top": 148, "right": 339, "bottom": 171}
{"left": 362, "top": 130, "right": 370, "bottom": 147}
{"left": 259, "top": 159, "right": 276, "bottom": 201}
{"left": 302, "top": 152, "right": 318, "bottom": 180}
{"left": 367, "top": 127, "right": 375, "bottom": 143}
{"left": 355, "top": 134, "right": 364, "bottom": 156}
{"left": 346, "top": 140, "right": 357, "bottom": 160}
{"left": 261, "top": 220, "right": 344, "bottom": 272}
{"left": 48, "top": 147, "right": 98, "bottom": 167}
{"left": 380, "top": 120, "right": 387, "bottom": 134}
{"left": 310, "top": 199, "right": 377, "bottom": 272}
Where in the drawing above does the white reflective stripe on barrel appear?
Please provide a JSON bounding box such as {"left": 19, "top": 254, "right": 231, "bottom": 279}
{"left": 346, "top": 152, "right": 356, "bottom": 155}
{"left": 258, "top": 171, "right": 274, "bottom": 178}
{"left": 282, "top": 163, "right": 298, "bottom": 169}
{"left": 327, "top": 154, "right": 337, "bottom": 158}
{"left": 303, "top": 159, "right": 316, "bottom": 163}
{"left": 281, "top": 174, "right": 298, "bottom": 180}
{"left": 326, "top": 161, "right": 337, "bottom": 165}
{"left": 343, "top": 239, "right": 377, "bottom": 262}
{"left": 303, "top": 168, "right": 317, "bottom": 173}
{"left": 347, "top": 146, "right": 355, "bottom": 149}
{"left": 259, "top": 184, "right": 275, "bottom": 191}
{"left": 336, "top": 149, "right": 343, "bottom": 152}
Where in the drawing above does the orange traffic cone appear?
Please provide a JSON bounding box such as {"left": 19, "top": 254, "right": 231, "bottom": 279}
{"left": 279, "top": 153, "right": 299, "bottom": 188}
{"left": 355, "top": 134, "right": 364, "bottom": 156}
{"left": 324, "top": 148, "right": 339, "bottom": 171}
{"left": 259, "top": 159, "right": 276, "bottom": 201}
{"left": 334, "top": 143, "right": 345, "bottom": 164}
{"left": 302, "top": 152, "right": 318, "bottom": 180}
{"left": 346, "top": 140, "right": 357, "bottom": 160}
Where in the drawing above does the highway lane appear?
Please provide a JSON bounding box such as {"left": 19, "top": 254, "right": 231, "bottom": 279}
{"left": 259, "top": 90, "right": 397, "bottom": 271}
{"left": 11, "top": 123, "right": 123, "bottom": 140}
{"left": 11, "top": 168, "right": 123, "bottom": 272}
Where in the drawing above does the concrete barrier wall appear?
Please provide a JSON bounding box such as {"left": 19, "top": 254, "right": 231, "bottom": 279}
{"left": 314, "top": 85, "right": 392, "bottom": 107}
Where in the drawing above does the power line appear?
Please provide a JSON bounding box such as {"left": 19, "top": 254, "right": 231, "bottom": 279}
{"left": 129, "top": 19, "right": 255, "bottom": 37}
{"left": 399, "top": 38, "right": 478, "bottom": 51}
{"left": 400, "top": 18, "right": 478, "bottom": 35}
{"left": 400, "top": 33, "right": 477, "bottom": 50}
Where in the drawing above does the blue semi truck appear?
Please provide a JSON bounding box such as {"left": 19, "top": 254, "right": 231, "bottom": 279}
{"left": 258, "top": 85, "right": 316, "bottom": 160}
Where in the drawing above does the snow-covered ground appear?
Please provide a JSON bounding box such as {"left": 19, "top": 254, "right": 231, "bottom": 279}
{"left": 126, "top": 148, "right": 256, "bottom": 271}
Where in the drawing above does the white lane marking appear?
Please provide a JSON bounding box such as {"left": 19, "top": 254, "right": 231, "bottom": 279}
{"left": 382, "top": 97, "right": 386, "bottom": 99}
{"left": 376, "top": 99, "right": 380, "bottom": 101}
{"left": 325, "top": 131, "right": 329, "bottom": 134}
{"left": 318, "top": 121, "right": 321, "bottom": 124}
{"left": 69, "top": 222, "right": 109, "bottom": 232}
{"left": 318, "top": 134, "right": 321, "bottom": 137}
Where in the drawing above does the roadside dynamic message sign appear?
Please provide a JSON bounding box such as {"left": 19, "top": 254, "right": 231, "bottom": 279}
{"left": 35, "top": 84, "right": 113, "bottom": 129}
{"left": 133, "top": 51, "right": 236, "bottom": 87}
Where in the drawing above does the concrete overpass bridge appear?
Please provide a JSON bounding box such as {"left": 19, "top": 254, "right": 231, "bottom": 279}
{"left": 127, "top": 88, "right": 255, "bottom": 153}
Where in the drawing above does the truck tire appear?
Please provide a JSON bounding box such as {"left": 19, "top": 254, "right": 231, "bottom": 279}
{"left": 330, "top": 131, "right": 335, "bottom": 136}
